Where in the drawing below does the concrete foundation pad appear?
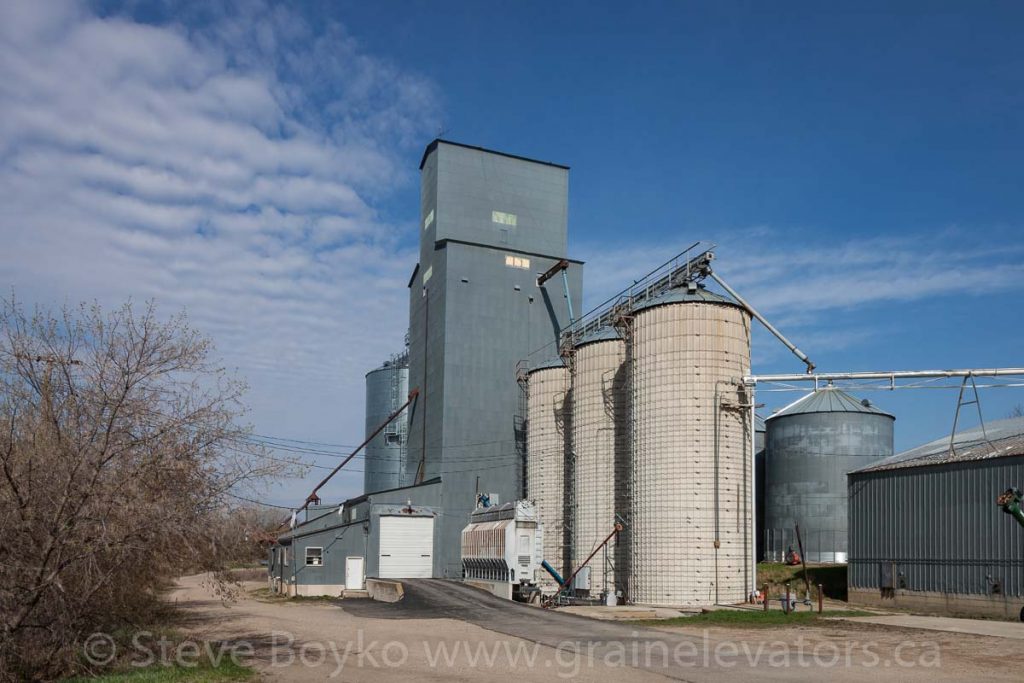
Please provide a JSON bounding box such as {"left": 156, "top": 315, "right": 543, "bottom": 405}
{"left": 836, "top": 615, "right": 1024, "bottom": 640}
{"left": 365, "top": 578, "right": 404, "bottom": 603}
{"left": 559, "top": 605, "right": 694, "bottom": 620}
{"left": 341, "top": 589, "right": 369, "bottom": 599}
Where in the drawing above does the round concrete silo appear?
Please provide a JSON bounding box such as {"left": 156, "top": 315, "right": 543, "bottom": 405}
{"left": 570, "top": 327, "right": 628, "bottom": 599}
{"left": 764, "top": 386, "right": 894, "bottom": 563}
{"left": 629, "top": 286, "right": 752, "bottom": 606}
{"left": 364, "top": 355, "right": 409, "bottom": 495}
{"left": 526, "top": 356, "right": 570, "bottom": 591}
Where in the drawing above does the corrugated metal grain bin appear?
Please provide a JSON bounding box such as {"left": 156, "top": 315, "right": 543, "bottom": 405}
{"left": 764, "top": 386, "right": 893, "bottom": 563}
{"left": 364, "top": 354, "right": 410, "bottom": 495}
{"left": 848, "top": 417, "right": 1024, "bottom": 620}
{"left": 629, "top": 286, "right": 752, "bottom": 606}
{"left": 570, "top": 327, "right": 628, "bottom": 599}
{"left": 525, "top": 356, "right": 570, "bottom": 591}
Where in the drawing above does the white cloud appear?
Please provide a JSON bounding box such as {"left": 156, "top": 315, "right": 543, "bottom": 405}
{"left": 577, "top": 227, "right": 1024, "bottom": 372}
{"left": 0, "top": 0, "right": 439, "bottom": 502}
{"left": 578, "top": 229, "right": 1024, "bottom": 316}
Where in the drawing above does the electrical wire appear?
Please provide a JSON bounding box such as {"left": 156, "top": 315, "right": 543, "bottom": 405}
{"left": 224, "top": 491, "right": 295, "bottom": 510}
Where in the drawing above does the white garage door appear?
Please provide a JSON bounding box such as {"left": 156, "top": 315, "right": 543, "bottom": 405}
{"left": 378, "top": 516, "right": 434, "bottom": 578}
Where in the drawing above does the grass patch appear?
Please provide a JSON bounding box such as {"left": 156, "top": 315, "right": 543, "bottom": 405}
{"left": 636, "top": 609, "right": 873, "bottom": 629}
{"left": 758, "top": 562, "right": 848, "bottom": 601}
{"left": 247, "top": 587, "right": 338, "bottom": 603}
{"left": 66, "top": 658, "right": 253, "bottom": 682}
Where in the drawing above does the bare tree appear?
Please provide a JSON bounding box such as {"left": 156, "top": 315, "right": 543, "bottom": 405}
{"left": 0, "top": 299, "right": 295, "bottom": 680}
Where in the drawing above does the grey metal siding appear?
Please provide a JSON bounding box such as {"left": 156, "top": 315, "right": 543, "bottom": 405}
{"left": 849, "top": 455, "right": 1024, "bottom": 597}
{"left": 433, "top": 143, "right": 569, "bottom": 258}
{"left": 364, "top": 360, "right": 409, "bottom": 494}
{"left": 405, "top": 142, "right": 581, "bottom": 578}
{"left": 765, "top": 410, "right": 893, "bottom": 562}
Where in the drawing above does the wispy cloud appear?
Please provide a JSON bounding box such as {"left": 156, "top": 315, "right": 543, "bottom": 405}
{"left": 578, "top": 229, "right": 1024, "bottom": 315}
{"left": 0, "top": 0, "right": 439, "bottom": 501}
{"left": 577, "top": 226, "right": 1024, "bottom": 369}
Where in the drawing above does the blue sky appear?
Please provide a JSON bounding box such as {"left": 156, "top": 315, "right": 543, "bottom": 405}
{"left": 2, "top": 0, "right": 1022, "bottom": 506}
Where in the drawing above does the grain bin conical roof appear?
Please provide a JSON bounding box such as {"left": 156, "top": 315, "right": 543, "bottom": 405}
{"left": 528, "top": 354, "right": 566, "bottom": 372}
{"left": 632, "top": 284, "right": 736, "bottom": 313}
{"left": 767, "top": 385, "right": 894, "bottom": 421}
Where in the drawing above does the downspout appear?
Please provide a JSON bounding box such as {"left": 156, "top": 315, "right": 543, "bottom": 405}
{"left": 561, "top": 269, "right": 575, "bottom": 325}
{"left": 713, "top": 382, "right": 722, "bottom": 605}
{"left": 709, "top": 271, "right": 814, "bottom": 374}
{"left": 748, "top": 382, "right": 757, "bottom": 601}
{"left": 418, "top": 291, "right": 429, "bottom": 483}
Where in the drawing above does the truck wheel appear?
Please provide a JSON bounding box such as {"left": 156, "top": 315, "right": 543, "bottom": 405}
{"left": 1019, "top": 605, "right": 1024, "bottom": 623}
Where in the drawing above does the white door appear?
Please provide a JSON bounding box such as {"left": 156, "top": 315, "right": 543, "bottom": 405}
{"left": 345, "top": 556, "right": 365, "bottom": 590}
{"left": 378, "top": 516, "right": 434, "bottom": 578}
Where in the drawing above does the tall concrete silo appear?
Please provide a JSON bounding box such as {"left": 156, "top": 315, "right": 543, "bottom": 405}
{"left": 570, "top": 327, "right": 628, "bottom": 599}
{"left": 526, "top": 357, "right": 570, "bottom": 591}
{"left": 629, "top": 286, "right": 752, "bottom": 606}
{"left": 364, "top": 354, "right": 409, "bottom": 495}
{"left": 764, "top": 385, "right": 893, "bottom": 563}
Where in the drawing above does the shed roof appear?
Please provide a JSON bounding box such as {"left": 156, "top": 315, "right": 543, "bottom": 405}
{"left": 767, "top": 385, "right": 894, "bottom": 421}
{"left": 853, "top": 416, "right": 1024, "bottom": 474}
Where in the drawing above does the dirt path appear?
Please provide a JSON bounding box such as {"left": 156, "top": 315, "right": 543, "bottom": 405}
{"left": 169, "top": 575, "right": 668, "bottom": 682}
{"left": 168, "top": 574, "right": 1024, "bottom": 682}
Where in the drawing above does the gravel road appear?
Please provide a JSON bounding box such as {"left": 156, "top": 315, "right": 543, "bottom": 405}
{"left": 169, "top": 575, "right": 1023, "bottom": 682}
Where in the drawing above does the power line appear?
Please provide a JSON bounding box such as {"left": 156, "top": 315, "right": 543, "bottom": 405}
{"left": 234, "top": 446, "right": 523, "bottom": 477}
{"left": 241, "top": 433, "right": 519, "bottom": 453}
{"left": 231, "top": 435, "right": 525, "bottom": 462}
{"left": 250, "top": 433, "right": 361, "bottom": 449}
{"left": 224, "top": 491, "right": 295, "bottom": 510}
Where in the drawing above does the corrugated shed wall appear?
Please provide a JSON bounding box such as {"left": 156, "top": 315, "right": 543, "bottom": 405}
{"left": 849, "top": 455, "right": 1024, "bottom": 597}
{"left": 526, "top": 365, "right": 570, "bottom": 590}
{"left": 571, "top": 337, "right": 628, "bottom": 597}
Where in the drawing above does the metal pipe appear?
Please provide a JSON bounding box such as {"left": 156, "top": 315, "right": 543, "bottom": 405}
{"left": 709, "top": 271, "right": 814, "bottom": 373}
{"left": 561, "top": 269, "right": 575, "bottom": 325}
{"left": 749, "top": 385, "right": 757, "bottom": 602}
{"left": 747, "top": 368, "right": 1024, "bottom": 384}
{"left": 558, "top": 523, "right": 623, "bottom": 599}
{"left": 284, "top": 388, "right": 420, "bottom": 526}
{"left": 713, "top": 382, "right": 722, "bottom": 605}
{"left": 541, "top": 559, "right": 566, "bottom": 587}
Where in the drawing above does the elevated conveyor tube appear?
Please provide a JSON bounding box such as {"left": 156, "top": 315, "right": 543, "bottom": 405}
{"left": 541, "top": 560, "right": 566, "bottom": 587}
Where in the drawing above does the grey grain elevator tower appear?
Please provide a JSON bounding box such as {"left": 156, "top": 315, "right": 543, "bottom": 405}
{"left": 405, "top": 140, "right": 583, "bottom": 577}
